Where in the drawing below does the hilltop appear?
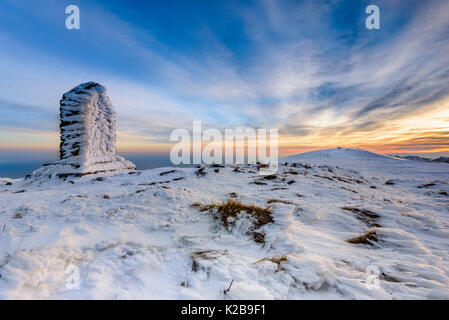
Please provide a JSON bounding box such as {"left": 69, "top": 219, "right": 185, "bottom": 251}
{"left": 0, "top": 149, "right": 448, "bottom": 299}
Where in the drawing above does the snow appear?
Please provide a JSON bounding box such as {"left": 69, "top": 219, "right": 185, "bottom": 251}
{"left": 0, "top": 148, "right": 448, "bottom": 299}
{"left": 30, "top": 82, "right": 135, "bottom": 179}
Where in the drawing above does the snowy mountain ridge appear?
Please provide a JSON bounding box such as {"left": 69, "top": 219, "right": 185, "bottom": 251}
{"left": 0, "top": 148, "right": 448, "bottom": 299}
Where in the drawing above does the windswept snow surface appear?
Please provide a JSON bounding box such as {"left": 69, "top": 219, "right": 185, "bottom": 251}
{"left": 0, "top": 148, "right": 449, "bottom": 299}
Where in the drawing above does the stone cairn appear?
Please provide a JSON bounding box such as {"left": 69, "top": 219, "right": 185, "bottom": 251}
{"left": 31, "top": 82, "right": 135, "bottom": 179}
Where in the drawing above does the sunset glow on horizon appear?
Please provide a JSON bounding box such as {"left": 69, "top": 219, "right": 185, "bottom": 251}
{"left": 1, "top": 0, "right": 448, "bottom": 161}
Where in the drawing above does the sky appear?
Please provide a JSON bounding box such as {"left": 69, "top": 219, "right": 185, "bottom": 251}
{"left": 0, "top": 0, "right": 448, "bottom": 161}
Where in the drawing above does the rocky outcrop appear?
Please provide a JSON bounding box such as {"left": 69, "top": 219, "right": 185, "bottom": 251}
{"left": 31, "top": 82, "right": 135, "bottom": 179}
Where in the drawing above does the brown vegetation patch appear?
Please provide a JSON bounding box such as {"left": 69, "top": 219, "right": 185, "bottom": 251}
{"left": 267, "top": 199, "right": 294, "bottom": 205}
{"left": 342, "top": 206, "right": 381, "bottom": 227}
{"left": 253, "top": 255, "right": 288, "bottom": 272}
{"left": 195, "top": 167, "right": 207, "bottom": 177}
{"left": 250, "top": 181, "right": 267, "bottom": 185}
{"left": 192, "top": 249, "right": 227, "bottom": 260}
{"left": 253, "top": 255, "right": 287, "bottom": 265}
{"left": 346, "top": 230, "right": 378, "bottom": 246}
{"left": 252, "top": 232, "right": 265, "bottom": 244}
{"left": 13, "top": 212, "right": 22, "bottom": 219}
{"left": 192, "top": 199, "right": 273, "bottom": 243}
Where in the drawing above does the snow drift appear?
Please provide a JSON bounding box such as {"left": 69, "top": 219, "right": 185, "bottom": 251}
{"left": 1, "top": 148, "right": 449, "bottom": 299}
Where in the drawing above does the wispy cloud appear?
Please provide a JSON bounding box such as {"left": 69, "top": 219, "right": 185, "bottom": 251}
{"left": 0, "top": 0, "right": 448, "bottom": 155}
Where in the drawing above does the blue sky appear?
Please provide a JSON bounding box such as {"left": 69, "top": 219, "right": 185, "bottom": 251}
{"left": 0, "top": 0, "right": 448, "bottom": 157}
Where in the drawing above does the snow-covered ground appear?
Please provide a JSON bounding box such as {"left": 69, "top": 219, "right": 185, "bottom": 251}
{"left": 0, "top": 148, "right": 448, "bottom": 299}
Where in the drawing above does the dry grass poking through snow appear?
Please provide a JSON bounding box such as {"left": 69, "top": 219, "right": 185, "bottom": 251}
{"left": 253, "top": 255, "right": 288, "bottom": 272}
{"left": 192, "top": 199, "right": 273, "bottom": 243}
{"left": 342, "top": 206, "right": 382, "bottom": 228}
{"left": 346, "top": 230, "right": 379, "bottom": 246}
{"left": 267, "top": 199, "right": 293, "bottom": 205}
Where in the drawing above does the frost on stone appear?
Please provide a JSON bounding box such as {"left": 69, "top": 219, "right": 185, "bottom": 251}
{"left": 31, "top": 82, "right": 135, "bottom": 179}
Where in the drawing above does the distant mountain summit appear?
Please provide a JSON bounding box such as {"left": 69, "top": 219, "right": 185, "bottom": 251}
{"left": 391, "top": 155, "right": 449, "bottom": 164}
{"left": 283, "top": 148, "right": 448, "bottom": 178}
{"left": 284, "top": 148, "right": 396, "bottom": 163}
{"left": 433, "top": 157, "right": 449, "bottom": 164}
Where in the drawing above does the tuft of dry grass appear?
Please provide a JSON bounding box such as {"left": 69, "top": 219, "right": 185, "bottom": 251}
{"left": 192, "top": 199, "right": 273, "bottom": 243}
{"left": 253, "top": 255, "right": 287, "bottom": 265}
{"left": 342, "top": 206, "right": 381, "bottom": 228}
{"left": 13, "top": 212, "right": 22, "bottom": 219}
{"left": 252, "top": 232, "right": 265, "bottom": 244}
{"left": 267, "top": 199, "right": 293, "bottom": 205}
{"left": 195, "top": 167, "right": 207, "bottom": 177}
{"left": 253, "top": 255, "right": 288, "bottom": 271}
{"left": 299, "top": 163, "right": 312, "bottom": 169}
{"left": 250, "top": 181, "right": 267, "bottom": 185}
{"left": 223, "top": 279, "right": 234, "bottom": 294}
{"left": 193, "top": 199, "right": 273, "bottom": 228}
{"left": 346, "top": 230, "right": 378, "bottom": 246}
{"left": 256, "top": 163, "right": 269, "bottom": 169}
{"left": 192, "top": 249, "right": 227, "bottom": 260}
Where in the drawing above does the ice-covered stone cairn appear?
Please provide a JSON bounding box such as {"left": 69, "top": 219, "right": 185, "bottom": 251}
{"left": 31, "top": 82, "right": 135, "bottom": 179}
